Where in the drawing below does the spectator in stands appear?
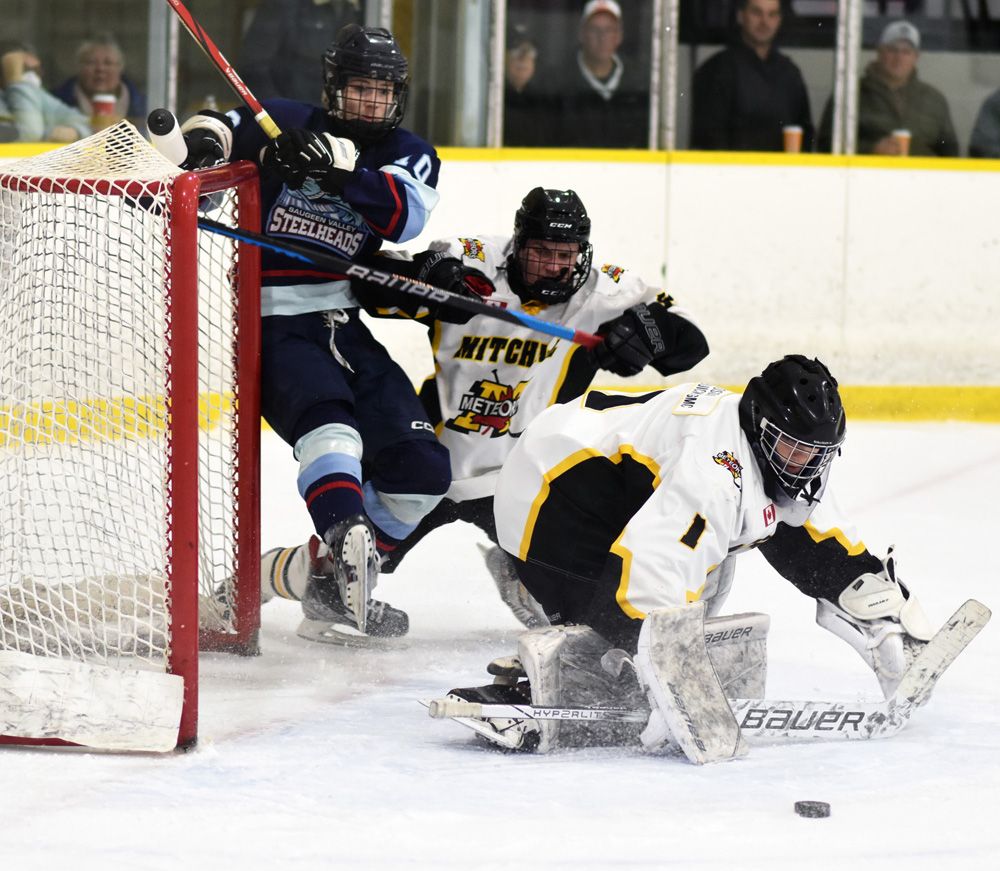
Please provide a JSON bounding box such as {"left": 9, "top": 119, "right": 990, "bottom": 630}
{"left": 0, "top": 44, "right": 91, "bottom": 143}
{"left": 547, "top": 0, "right": 649, "bottom": 148}
{"left": 52, "top": 33, "right": 147, "bottom": 129}
{"left": 503, "top": 23, "right": 551, "bottom": 147}
{"left": 239, "top": 0, "right": 362, "bottom": 104}
{"left": 818, "top": 21, "right": 958, "bottom": 156}
{"left": 690, "top": 0, "right": 814, "bottom": 152}
{"left": 968, "top": 88, "right": 1000, "bottom": 158}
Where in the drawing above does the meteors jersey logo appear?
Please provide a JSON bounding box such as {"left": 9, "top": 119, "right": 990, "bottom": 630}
{"left": 459, "top": 237, "right": 486, "bottom": 262}
{"left": 447, "top": 371, "right": 528, "bottom": 437}
{"left": 713, "top": 450, "right": 743, "bottom": 490}
{"left": 600, "top": 263, "right": 625, "bottom": 283}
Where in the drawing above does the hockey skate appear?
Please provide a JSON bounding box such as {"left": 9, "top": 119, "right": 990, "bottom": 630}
{"left": 439, "top": 681, "right": 540, "bottom": 752}
{"left": 478, "top": 544, "right": 549, "bottom": 629}
{"left": 298, "top": 515, "right": 409, "bottom": 646}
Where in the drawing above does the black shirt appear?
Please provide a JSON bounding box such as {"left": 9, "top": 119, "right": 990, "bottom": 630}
{"left": 691, "top": 41, "right": 814, "bottom": 152}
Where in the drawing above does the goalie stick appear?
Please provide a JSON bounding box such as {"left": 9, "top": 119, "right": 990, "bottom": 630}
{"left": 197, "top": 218, "right": 602, "bottom": 349}
{"left": 423, "top": 599, "right": 990, "bottom": 744}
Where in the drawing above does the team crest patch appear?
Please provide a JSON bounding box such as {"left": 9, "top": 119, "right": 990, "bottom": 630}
{"left": 600, "top": 263, "right": 625, "bottom": 283}
{"left": 713, "top": 450, "right": 743, "bottom": 490}
{"left": 447, "top": 371, "right": 529, "bottom": 437}
{"left": 459, "top": 237, "right": 486, "bottom": 262}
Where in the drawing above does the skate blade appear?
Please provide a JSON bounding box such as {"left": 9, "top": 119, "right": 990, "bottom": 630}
{"left": 296, "top": 617, "right": 403, "bottom": 649}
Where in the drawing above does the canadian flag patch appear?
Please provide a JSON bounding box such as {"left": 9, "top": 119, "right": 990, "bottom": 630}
{"left": 763, "top": 504, "right": 776, "bottom": 527}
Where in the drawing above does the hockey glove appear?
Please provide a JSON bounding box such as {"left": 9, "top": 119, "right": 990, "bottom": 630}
{"left": 816, "top": 547, "right": 934, "bottom": 700}
{"left": 179, "top": 110, "right": 233, "bottom": 170}
{"left": 415, "top": 251, "right": 495, "bottom": 324}
{"left": 259, "top": 129, "right": 357, "bottom": 193}
{"left": 591, "top": 303, "right": 667, "bottom": 376}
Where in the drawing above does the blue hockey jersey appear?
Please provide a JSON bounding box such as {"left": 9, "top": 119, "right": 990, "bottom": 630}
{"left": 224, "top": 98, "right": 441, "bottom": 316}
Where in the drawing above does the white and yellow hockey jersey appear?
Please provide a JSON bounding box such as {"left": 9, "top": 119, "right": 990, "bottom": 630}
{"left": 418, "top": 234, "right": 702, "bottom": 501}
{"left": 493, "top": 381, "right": 873, "bottom": 631}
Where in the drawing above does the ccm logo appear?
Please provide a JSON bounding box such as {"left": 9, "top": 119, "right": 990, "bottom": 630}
{"left": 411, "top": 421, "right": 434, "bottom": 432}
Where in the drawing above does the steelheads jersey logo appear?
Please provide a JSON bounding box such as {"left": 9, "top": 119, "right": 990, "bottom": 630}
{"left": 447, "top": 370, "right": 529, "bottom": 437}
{"left": 713, "top": 450, "right": 743, "bottom": 490}
{"left": 266, "top": 183, "right": 368, "bottom": 259}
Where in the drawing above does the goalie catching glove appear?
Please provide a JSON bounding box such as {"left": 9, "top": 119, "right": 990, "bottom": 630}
{"left": 816, "top": 547, "right": 934, "bottom": 699}
{"left": 259, "top": 129, "right": 358, "bottom": 193}
{"left": 179, "top": 110, "right": 234, "bottom": 170}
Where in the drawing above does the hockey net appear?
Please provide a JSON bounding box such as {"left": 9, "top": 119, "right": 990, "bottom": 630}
{"left": 0, "top": 122, "right": 261, "bottom": 750}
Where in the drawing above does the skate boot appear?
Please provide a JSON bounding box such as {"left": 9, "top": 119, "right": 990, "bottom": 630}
{"left": 297, "top": 515, "right": 409, "bottom": 645}
{"left": 442, "top": 681, "right": 540, "bottom": 752}
{"left": 479, "top": 544, "right": 549, "bottom": 629}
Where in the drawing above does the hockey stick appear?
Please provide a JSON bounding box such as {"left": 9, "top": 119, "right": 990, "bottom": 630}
{"left": 164, "top": 0, "right": 281, "bottom": 140}
{"left": 197, "top": 218, "right": 603, "bottom": 349}
{"left": 425, "top": 599, "right": 990, "bottom": 743}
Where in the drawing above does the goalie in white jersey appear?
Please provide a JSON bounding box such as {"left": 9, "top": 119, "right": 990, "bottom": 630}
{"left": 262, "top": 187, "right": 708, "bottom": 633}
{"left": 439, "top": 356, "right": 936, "bottom": 758}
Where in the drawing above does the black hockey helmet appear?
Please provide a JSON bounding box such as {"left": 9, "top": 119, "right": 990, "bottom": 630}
{"left": 323, "top": 25, "right": 409, "bottom": 145}
{"left": 506, "top": 187, "right": 594, "bottom": 305}
{"left": 739, "top": 355, "right": 846, "bottom": 505}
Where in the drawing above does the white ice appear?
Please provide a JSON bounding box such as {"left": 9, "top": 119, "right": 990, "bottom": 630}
{"left": 1, "top": 422, "right": 998, "bottom": 870}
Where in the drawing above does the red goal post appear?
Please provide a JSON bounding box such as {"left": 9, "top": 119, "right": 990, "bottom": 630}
{"left": 0, "top": 123, "right": 261, "bottom": 751}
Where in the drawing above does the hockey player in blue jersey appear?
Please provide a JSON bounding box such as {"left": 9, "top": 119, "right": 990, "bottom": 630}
{"left": 180, "top": 25, "right": 480, "bottom": 642}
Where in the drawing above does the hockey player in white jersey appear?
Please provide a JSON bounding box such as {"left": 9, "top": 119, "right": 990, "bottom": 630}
{"left": 262, "top": 187, "right": 708, "bottom": 633}
{"left": 439, "top": 356, "right": 936, "bottom": 759}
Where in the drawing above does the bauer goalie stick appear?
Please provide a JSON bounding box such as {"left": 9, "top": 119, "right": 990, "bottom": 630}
{"left": 197, "top": 218, "right": 603, "bottom": 349}
{"left": 164, "top": 0, "right": 281, "bottom": 140}
{"left": 424, "top": 599, "right": 991, "bottom": 744}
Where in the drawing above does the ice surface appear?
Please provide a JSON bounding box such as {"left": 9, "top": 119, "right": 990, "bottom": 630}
{"left": 1, "top": 422, "right": 997, "bottom": 870}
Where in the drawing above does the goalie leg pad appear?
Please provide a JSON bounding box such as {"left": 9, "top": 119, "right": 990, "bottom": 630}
{"left": 635, "top": 602, "right": 748, "bottom": 764}
{"left": 703, "top": 611, "right": 770, "bottom": 699}
{"left": 517, "top": 625, "right": 644, "bottom": 752}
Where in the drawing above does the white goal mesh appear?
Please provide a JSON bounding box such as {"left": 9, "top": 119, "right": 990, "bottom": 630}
{"left": 0, "top": 123, "right": 260, "bottom": 747}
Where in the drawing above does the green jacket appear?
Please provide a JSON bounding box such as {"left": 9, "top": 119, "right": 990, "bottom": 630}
{"left": 3, "top": 80, "right": 91, "bottom": 142}
{"left": 856, "top": 64, "right": 958, "bottom": 156}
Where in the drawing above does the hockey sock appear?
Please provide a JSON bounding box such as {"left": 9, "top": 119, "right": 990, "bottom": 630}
{"left": 303, "top": 471, "right": 365, "bottom": 537}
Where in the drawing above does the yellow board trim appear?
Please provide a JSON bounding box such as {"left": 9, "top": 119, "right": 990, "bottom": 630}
{"left": 803, "top": 519, "right": 867, "bottom": 557}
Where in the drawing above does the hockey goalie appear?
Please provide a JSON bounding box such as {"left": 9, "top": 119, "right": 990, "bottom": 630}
{"left": 427, "top": 356, "right": 990, "bottom": 761}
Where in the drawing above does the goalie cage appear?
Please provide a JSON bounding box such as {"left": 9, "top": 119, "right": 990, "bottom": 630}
{"left": 0, "top": 122, "right": 261, "bottom": 751}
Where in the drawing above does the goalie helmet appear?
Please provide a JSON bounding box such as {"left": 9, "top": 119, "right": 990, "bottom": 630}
{"left": 738, "top": 355, "right": 845, "bottom": 507}
{"left": 323, "top": 25, "right": 409, "bottom": 145}
{"left": 506, "top": 188, "right": 594, "bottom": 305}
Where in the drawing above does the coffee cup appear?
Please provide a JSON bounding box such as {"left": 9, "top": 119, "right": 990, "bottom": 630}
{"left": 892, "top": 128, "right": 911, "bottom": 156}
{"left": 782, "top": 125, "right": 803, "bottom": 154}
{"left": 91, "top": 93, "right": 117, "bottom": 118}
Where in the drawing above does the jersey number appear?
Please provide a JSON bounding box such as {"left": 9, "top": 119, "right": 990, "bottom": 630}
{"left": 394, "top": 153, "right": 433, "bottom": 183}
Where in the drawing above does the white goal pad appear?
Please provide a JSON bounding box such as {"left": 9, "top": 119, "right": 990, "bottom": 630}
{"left": 0, "top": 650, "right": 183, "bottom": 752}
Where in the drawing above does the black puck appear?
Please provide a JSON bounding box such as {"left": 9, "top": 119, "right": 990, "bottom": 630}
{"left": 794, "top": 801, "right": 830, "bottom": 818}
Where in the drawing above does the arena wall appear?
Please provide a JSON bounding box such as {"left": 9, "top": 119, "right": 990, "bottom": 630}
{"left": 3, "top": 143, "right": 997, "bottom": 420}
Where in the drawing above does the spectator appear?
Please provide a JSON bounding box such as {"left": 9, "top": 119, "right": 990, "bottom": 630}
{"left": 239, "top": 0, "right": 362, "bottom": 104}
{"left": 52, "top": 33, "right": 147, "bottom": 129}
{"left": 690, "top": 0, "right": 814, "bottom": 151}
{"left": 503, "top": 24, "right": 551, "bottom": 146}
{"left": 547, "top": 0, "right": 649, "bottom": 148}
{"left": 818, "top": 21, "right": 958, "bottom": 156}
{"left": 0, "top": 45, "right": 91, "bottom": 143}
{"left": 968, "top": 88, "right": 1000, "bottom": 158}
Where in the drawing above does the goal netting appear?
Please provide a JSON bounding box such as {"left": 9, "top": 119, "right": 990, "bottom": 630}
{"left": 0, "top": 122, "right": 260, "bottom": 750}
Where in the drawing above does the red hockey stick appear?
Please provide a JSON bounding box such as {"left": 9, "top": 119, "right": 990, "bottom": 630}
{"left": 164, "top": 0, "right": 281, "bottom": 139}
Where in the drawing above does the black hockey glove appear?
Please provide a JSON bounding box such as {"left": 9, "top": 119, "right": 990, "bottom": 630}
{"left": 259, "top": 129, "right": 357, "bottom": 193}
{"left": 415, "top": 251, "right": 495, "bottom": 324}
{"left": 591, "top": 303, "right": 667, "bottom": 376}
{"left": 180, "top": 109, "right": 233, "bottom": 170}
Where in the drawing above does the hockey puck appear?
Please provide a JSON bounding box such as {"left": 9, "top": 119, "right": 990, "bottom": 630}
{"left": 794, "top": 801, "right": 830, "bottom": 818}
